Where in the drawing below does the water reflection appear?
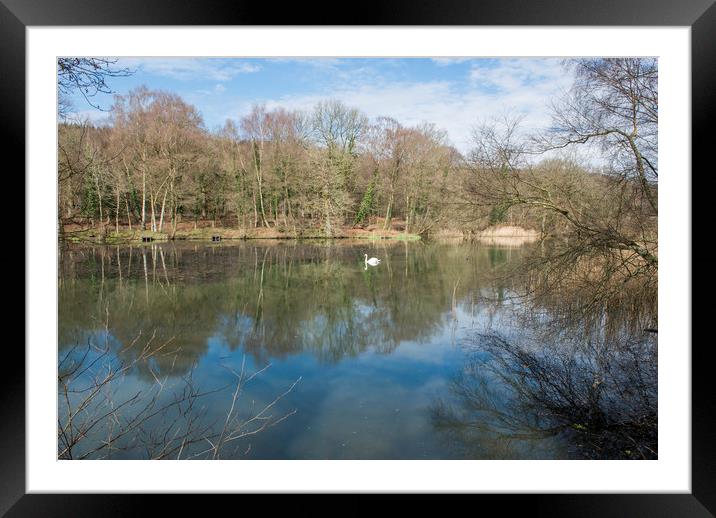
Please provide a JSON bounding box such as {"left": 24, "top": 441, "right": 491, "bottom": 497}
{"left": 431, "top": 330, "right": 657, "bottom": 459}
{"left": 58, "top": 239, "right": 656, "bottom": 459}
{"left": 59, "top": 240, "right": 515, "bottom": 371}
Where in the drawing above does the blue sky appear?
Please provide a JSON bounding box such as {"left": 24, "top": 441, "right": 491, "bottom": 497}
{"left": 65, "top": 57, "right": 575, "bottom": 153}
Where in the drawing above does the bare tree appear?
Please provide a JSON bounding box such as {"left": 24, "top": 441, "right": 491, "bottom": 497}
{"left": 432, "top": 331, "right": 657, "bottom": 459}
{"left": 462, "top": 61, "right": 658, "bottom": 320}
{"left": 56, "top": 59, "right": 656, "bottom": 248}
{"left": 59, "top": 312, "right": 300, "bottom": 460}
{"left": 58, "top": 58, "right": 134, "bottom": 118}
{"left": 542, "top": 58, "right": 658, "bottom": 214}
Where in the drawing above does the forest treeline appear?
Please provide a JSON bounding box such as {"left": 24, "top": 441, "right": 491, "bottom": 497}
{"left": 59, "top": 93, "right": 463, "bottom": 237}
{"left": 59, "top": 58, "right": 658, "bottom": 293}
{"left": 57, "top": 58, "right": 660, "bottom": 460}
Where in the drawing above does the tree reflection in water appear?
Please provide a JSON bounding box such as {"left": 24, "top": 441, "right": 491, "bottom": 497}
{"left": 59, "top": 240, "right": 657, "bottom": 459}
{"left": 432, "top": 330, "right": 657, "bottom": 459}
{"left": 57, "top": 326, "right": 300, "bottom": 460}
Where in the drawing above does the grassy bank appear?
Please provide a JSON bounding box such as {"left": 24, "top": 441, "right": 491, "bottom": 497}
{"left": 61, "top": 225, "right": 423, "bottom": 244}
{"left": 59, "top": 223, "right": 547, "bottom": 245}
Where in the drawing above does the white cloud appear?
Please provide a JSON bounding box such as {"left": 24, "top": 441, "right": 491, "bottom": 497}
{"left": 119, "top": 58, "right": 260, "bottom": 81}
{"left": 63, "top": 109, "right": 111, "bottom": 126}
{"left": 469, "top": 58, "right": 569, "bottom": 94}
{"left": 430, "top": 57, "right": 473, "bottom": 66}
{"left": 266, "top": 57, "right": 346, "bottom": 67}
{"left": 224, "top": 59, "right": 575, "bottom": 154}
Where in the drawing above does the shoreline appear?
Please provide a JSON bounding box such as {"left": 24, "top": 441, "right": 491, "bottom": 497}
{"left": 60, "top": 226, "right": 426, "bottom": 244}
{"left": 60, "top": 224, "right": 542, "bottom": 245}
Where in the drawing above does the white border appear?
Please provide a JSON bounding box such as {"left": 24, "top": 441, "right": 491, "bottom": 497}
{"left": 27, "top": 27, "right": 691, "bottom": 493}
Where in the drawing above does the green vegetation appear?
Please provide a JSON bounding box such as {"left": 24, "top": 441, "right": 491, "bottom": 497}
{"left": 59, "top": 96, "right": 458, "bottom": 241}
{"left": 60, "top": 59, "right": 656, "bottom": 274}
{"left": 59, "top": 241, "right": 514, "bottom": 368}
{"left": 61, "top": 226, "right": 422, "bottom": 244}
{"left": 56, "top": 57, "right": 660, "bottom": 460}
{"left": 59, "top": 57, "right": 658, "bottom": 333}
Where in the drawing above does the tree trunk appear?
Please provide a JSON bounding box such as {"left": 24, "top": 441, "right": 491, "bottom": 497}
{"left": 141, "top": 169, "right": 147, "bottom": 231}
{"left": 384, "top": 196, "right": 393, "bottom": 231}
{"left": 158, "top": 187, "right": 168, "bottom": 232}
{"left": 253, "top": 142, "right": 270, "bottom": 228}
{"left": 94, "top": 167, "right": 103, "bottom": 227}
{"left": 115, "top": 189, "right": 120, "bottom": 234}
{"left": 252, "top": 189, "right": 258, "bottom": 228}
{"left": 170, "top": 200, "right": 178, "bottom": 239}
{"left": 405, "top": 195, "right": 411, "bottom": 234}
{"left": 125, "top": 193, "right": 132, "bottom": 230}
{"left": 257, "top": 180, "right": 269, "bottom": 227}
{"left": 150, "top": 192, "right": 157, "bottom": 232}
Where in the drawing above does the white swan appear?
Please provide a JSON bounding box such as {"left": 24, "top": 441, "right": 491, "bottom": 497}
{"left": 364, "top": 253, "right": 381, "bottom": 266}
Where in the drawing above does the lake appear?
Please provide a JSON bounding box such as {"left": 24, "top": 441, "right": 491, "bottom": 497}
{"left": 58, "top": 239, "right": 656, "bottom": 460}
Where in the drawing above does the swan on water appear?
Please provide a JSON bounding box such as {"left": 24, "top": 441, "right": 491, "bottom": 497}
{"left": 364, "top": 254, "right": 381, "bottom": 266}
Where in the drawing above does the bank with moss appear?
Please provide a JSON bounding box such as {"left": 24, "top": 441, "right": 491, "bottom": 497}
{"left": 61, "top": 225, "right": 425, "bottom": 244}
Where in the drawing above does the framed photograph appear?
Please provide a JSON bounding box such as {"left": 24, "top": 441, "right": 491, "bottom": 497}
{"left": 6, "top": 0, "right": 709, "bottom": 513}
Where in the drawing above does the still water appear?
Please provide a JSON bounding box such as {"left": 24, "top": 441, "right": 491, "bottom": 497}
{"left": 59, "top": 240, "right": 653, "bottom": 460}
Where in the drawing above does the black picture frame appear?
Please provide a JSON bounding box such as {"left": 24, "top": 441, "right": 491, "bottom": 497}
{"left": 4, "top": 0, "right": 710, "bottom": 514}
